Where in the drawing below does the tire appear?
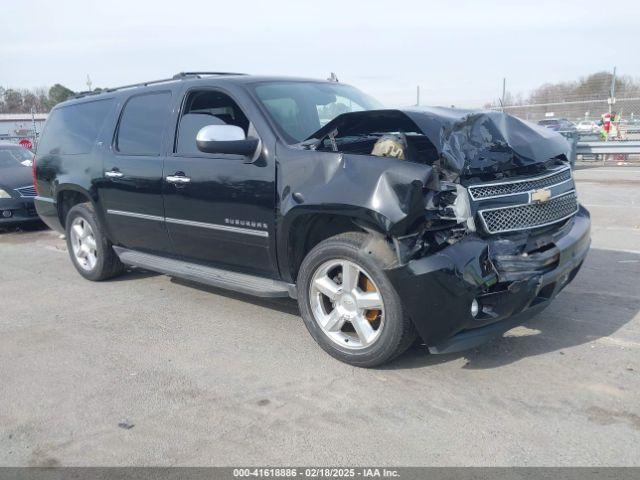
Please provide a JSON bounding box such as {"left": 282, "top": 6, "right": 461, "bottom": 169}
{"left": 65, "top": 202, "right": 125, "bottom": 281}
{"left": 297, "top": 232, "right": 417, "bottom": 367}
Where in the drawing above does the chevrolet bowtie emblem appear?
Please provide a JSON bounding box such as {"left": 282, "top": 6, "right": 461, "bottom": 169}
{"left": 531, "top": 188, "right": 552, "bottom": 203}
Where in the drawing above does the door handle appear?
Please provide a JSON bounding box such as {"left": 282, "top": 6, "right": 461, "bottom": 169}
{"left": 105, "top": 169, "right": 124, "bottom": 178}
{"left": 166, "top": 175, "right": 191, "bottom": 184}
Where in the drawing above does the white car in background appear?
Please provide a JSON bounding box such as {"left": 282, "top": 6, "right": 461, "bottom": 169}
{"left": 576, "top": 120, "right": 599, "bottom": 133}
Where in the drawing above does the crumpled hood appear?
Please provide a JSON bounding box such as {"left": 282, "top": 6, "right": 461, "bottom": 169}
{"left": 306, "top": 107, "right": 571, "bottom": 176}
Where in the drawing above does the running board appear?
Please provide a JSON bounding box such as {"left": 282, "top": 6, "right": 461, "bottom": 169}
{"left": 113, "top": 247, "right": 296, "bottom": 299}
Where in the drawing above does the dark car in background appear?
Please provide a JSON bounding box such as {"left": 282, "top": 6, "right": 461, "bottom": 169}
{"left": 537, "top": 119, "right": 579, "bottom": 165}
{"left": 0, "top": 142, "right": 40, "bottom": 227}
{"left": 537, "top": 118, "right": 576, "bottom": 132}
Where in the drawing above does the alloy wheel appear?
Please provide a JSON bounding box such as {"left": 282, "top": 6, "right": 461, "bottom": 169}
{"left": 309, "top": 259, "right": 385, "bottom": 349}
{"left": 69, "top": 217, "right": 98, "bottom": 271}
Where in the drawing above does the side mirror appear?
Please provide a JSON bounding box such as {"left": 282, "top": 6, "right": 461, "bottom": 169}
{"left": 196, "top": 125, "right": 259, "bottom": 158}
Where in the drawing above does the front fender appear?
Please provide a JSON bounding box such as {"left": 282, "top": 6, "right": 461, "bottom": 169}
{"left": 277, "top": 148, "right": 434, "bottom": 234}
{"left": 275, "top": 145, "right": 436, "bottom": 280}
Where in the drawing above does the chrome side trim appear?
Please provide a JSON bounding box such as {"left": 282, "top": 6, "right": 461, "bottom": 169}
{"left": 34, "top": 196, "right": 56, "bottom": 203}
{"left": 106, "top": 209, "right": 164, "bottom": 222}
{"left": 478, "top": 190, "right": 579, "bottom": 234}
{"left": 165, "top": 217, "right": 269, "bottom": 237}
{"left": 468, "top": 166, "right": 572, "bottom": 201}
{"left": 106, "top": 209, "right": 269, "bottom": 237}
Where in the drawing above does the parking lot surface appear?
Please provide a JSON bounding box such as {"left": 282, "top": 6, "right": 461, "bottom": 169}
{"left": 1, "top": 165, "right": 639, "bottom": 466}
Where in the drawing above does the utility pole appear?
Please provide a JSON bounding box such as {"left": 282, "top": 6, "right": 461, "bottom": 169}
{"left": 31, "top": 107, "right": 38, "bottom": 148}
{"left": 501, "top": 77, "right": 506, "bottom": 112}
{"left": 416, "top": 85, "right": 420, "bottom": 107}
{"left": 609, "top": 66, "right": 616, "bottom": 114}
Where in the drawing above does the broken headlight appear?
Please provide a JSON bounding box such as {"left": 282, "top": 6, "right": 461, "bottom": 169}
{"left": 426, "top": 182, "right": 476, "bottom": 232}
{"left": 395, "top": 182, "right": 476, "bottom": 263}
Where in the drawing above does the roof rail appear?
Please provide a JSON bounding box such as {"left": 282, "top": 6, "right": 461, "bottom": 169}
{"left": 172, "top": 71, "right": 248, "bottom": 78}
{"left": 74, "top": 71, "right": 248, "bottom": 99}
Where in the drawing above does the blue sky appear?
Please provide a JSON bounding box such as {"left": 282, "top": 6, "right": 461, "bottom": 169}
{"left": 2, "top": 0, "right": 638, "bottom": 107}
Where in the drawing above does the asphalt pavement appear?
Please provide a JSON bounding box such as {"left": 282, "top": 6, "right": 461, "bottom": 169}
{"left": 0, "top": 165, "right": 639, "bottom": 466}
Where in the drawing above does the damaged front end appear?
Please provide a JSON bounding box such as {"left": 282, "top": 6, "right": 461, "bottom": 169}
{"left": 285, "top": 107, "right": 590, "bottom": 352}
{"left": 386, "top": 207, "right": 590, "bottom": 353}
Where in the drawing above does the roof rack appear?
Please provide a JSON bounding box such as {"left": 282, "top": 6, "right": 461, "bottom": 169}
{"left": 173, "top": 71, "right": 247, "bottom": 78}
{"left": 74, "top": 71, "right": 248, "bottom": 99}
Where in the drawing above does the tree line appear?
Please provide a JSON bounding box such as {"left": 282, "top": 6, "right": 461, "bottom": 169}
{"left": 0, "top": 84, "right": 75, "bottom": 113}
{"left": 487, "top": 71, "right": 640, "bottom": 108}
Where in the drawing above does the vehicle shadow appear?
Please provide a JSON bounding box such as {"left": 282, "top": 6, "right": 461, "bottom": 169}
{"left": 0, "top": 221, "right": 48, "bottom": 234}
{"left": 169, "top": 277, "right": 300, "bottom": 316}
{"left": 106, "top": 267, "right": 161, "bottom": 282}
{"left": 383, "top": 248, "right": 640, "bottom": 370}
{"left": 115, "top": 248, "right": 639, "bottom": 372}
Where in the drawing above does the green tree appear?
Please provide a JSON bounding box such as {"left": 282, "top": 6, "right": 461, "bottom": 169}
{"left": 3, "top": 89, "right": 24, "bottom": 112}
{"left": 46, "top": 84, "right": 75, "bottom": 109}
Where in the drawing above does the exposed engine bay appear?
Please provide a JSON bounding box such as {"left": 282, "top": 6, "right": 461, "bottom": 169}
{"left": 298, "top": 108, "right": 577, "bottom": 264}
{"left": 304, "top": 108, "right": 572, "bottom": 175}
{"left": 370, "top": 134, "right": 410, "bottom": 160}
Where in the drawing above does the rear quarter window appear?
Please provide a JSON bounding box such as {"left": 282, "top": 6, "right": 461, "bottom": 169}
{"left": 116, "top": 91, "right": 172, "bottom": 156}
{"left": 37, "top": 99, "right": 114, "bottom": 155}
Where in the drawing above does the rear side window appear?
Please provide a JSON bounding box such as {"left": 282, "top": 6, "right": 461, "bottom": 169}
{"left": 37, "top": 99, "right": 114, "bottom": 155}
{"left": 116, "top": 92, "right": 172, "bottom": 156}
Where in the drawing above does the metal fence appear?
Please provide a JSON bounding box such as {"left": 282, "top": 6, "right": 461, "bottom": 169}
{"left": 500, "top": 97, "right": 640, "bottom": 125}
{"left": 488, "top": 70, "right": 640, "bottom": 163}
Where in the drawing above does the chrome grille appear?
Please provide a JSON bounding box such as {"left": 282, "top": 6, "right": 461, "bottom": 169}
{"left": 479, "top": 191, "right": 578, "bottom": 234}
{"left": 15, "top": 185, "right": 37, "bottom": 197}
{"left": 469, "top": 167, "right": 572, "bottom": 200}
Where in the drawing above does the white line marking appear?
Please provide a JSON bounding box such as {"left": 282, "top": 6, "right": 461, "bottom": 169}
{"left": 592, "top": 246, "right": 640, "bottom": 255}
{"left": 583, "top": 204, "right": 640, "bottom": 209}
{"left": 575, "top": 169, "right": 640, "bottom": 173}
{"left": 592, "top": 226, "right": 640, "bottom": 231}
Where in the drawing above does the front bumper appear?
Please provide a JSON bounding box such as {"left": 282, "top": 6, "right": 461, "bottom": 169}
{"left": 0, "top": 196, "right": 40, "bottom": 226}
{"left": 386, "top": 206, "right": 591, "bottom": 353}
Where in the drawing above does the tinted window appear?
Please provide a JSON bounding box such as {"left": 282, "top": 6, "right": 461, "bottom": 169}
{"left": 117, "top": 92, "right": 172, "bottom": 156}
{"left": 37, "top": 99, "right": 114, "bottom": 155}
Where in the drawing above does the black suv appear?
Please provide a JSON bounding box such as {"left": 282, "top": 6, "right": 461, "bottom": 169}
{"left": 34, "top": 73, "right": 590, "bottom": 367}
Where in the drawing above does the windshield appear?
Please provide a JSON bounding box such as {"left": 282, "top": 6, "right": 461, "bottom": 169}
{"left": 0, "top": 146, "right": 32, "bottom": 168}
{"left": 252, "top": 81, "right": 383, "bottom": 143}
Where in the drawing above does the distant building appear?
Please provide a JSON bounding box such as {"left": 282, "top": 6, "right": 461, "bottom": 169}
{"left": 0, "top": 113, "right": 48, "bottom": 139}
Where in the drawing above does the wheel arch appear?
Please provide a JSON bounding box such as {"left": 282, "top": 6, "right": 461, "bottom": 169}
{"left": 278, "top": 208, "right": 396, "bottom": 283}
{"left": 55, "top": 185, "right": 100, "bottom": 230}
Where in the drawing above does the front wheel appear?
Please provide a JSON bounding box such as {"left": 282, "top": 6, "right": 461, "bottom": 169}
{"left": 297, "top": 232, "right": 416, "bottom": 367}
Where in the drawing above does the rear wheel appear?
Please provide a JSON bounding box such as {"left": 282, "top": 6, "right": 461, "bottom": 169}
{"left": 297, "top": 232, "right": 416, "bottom": 367}
{"left": 65, "top": 203, "right": 125, "bottom": 281}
